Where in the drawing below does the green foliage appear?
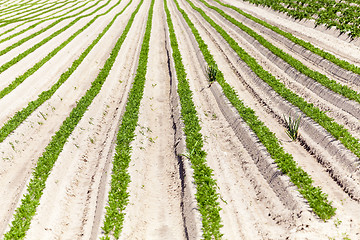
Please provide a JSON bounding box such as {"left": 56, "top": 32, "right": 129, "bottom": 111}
{"left": 0, "top": 0, "right": 112, "bottom": 74}
{"left": 3, "top": 1, "right": 136, "bottom": 238}
{"left": 181, "top": 0, "right": 336, "bottom": 220}
{"left": 284, "top": 114, "right": 301, "bottom": 141}
{"left": 0, "top": 0, "right": 128, "bottom": 144}
{"left": 0, "top": 0, "right": 98, "bottom": 42}
{"left": 100, "top": 0, "right": 153, "bottom": 238}
{"left": 165, "top": 0, "right": 223, "bottom": 238}
{"left": 195, "top": 0, "right": 360, "bottom": 165}
{"left": 238, "top": 0, "right": 360, "bottom": 38}
{"left": 213, "top": 0, "right": 360, "bottom": 78}
{"left": 203, "top": 0, "right": 360, "bottom": 107}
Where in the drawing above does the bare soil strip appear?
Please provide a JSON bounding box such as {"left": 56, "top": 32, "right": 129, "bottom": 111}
{"left": 119, "top": 0, "right": 186, "bottom": 238}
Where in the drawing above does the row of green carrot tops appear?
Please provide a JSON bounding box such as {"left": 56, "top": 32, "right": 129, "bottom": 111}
{"left": 0, "top": 0, "right": 118, "bottom": 102}
{"left": 0, "top": 0, "right": 98, "bottom": 41}
{"left": 173, "top": 0, "right": 336, "bottom": 220}
{"left": 211, "top": 0, "right": 360, "bottom": 78}
{"left": 0, "top": 0, "right": 125, "bottom": 144}
{"left": 100, "top": 0, "right": 153, "bottom": 238}
{"left": 240, "top": 0, "right": 360, "bottom": 38}
{"left": 196, "top": 0, "right": 360, "bottom": 160}
{"left": 164, "top": 0, "right": 223, "bottom": 238}
{"left": 204, "top": 0, "right": 360, "bottom": 107}
{"left": 3, "top": 0, "right": 138, "bottom": 238}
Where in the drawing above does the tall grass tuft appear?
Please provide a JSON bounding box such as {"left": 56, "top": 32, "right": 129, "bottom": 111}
{"left": 284, "top": 114, "right": 301, "bottom": 141}
{"left": 206, "top": 65, "right": 218, "bottom": 84}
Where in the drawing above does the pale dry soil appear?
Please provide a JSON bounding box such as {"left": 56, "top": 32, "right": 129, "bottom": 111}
{"left": 119, "top": 0, "right": 186, "bottom": 238}
{"left": 1, "top": 0, "right": 360, "bottom": 239}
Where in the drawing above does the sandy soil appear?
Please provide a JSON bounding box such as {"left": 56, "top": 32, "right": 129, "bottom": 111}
{"left": 118, "top": 0, "right": 186, "bottom": 238}
{"left": 1, "top": 0, "right": 360, "bottom": 239}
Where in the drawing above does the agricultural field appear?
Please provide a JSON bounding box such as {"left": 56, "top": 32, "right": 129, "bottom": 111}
{"left": 0, "top": 0, "right": 360, "bottom": 239}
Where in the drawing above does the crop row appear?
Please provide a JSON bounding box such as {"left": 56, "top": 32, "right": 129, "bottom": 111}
{"left": 0, "top": 0, "right": 75, "bottom": 27}
{"left": 175, "top": 0, "right": 336, "bottom": 220}
{"left": 2, "top": 0, "right": 136, "bottom": 238}
{"left": 0, "top": 0, "right": 108, "bottom": 59}
{"left": 0, "top": 0, "right": 56, "bottom": 21}
{"left": 0, "top": 0, "right": 97, "bottom": 42}
{"left": 213, "top": 0, "right": 360, "bottom": 78}
{"left": 0, "top": 0, "right": 133, "bottom": 145}
{"left": 200, "top": 0, "right": 360, "bottom": 108}
{"left": 100, "top": 0, "right": 152, "bottom": 239}
{"left": 186, "top": 0, "right": 360, "bottom": 169}
{"left": 241, "top": 0, "right": 360, "bottom": 38}
{"left": 0, "top": 0, "right": 38, "bottom": 16}
{"left": 0, "top": 0, "right": 118, "bottom": 100}
{"left": 0, "top": 0, "right": 49, "bottom": 19}
{"left": 10, "top": 0, "right": 81, "bottom": 22}
{"left": 165, "top": 0, "right": 223, "bottom": 238}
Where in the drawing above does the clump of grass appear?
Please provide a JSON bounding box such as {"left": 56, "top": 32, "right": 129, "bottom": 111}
{"left": 284, "top": 114, "right": 301, "bottom": 141}
{"left": 206, "top": 65, "right": 218, "bottom": 84}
